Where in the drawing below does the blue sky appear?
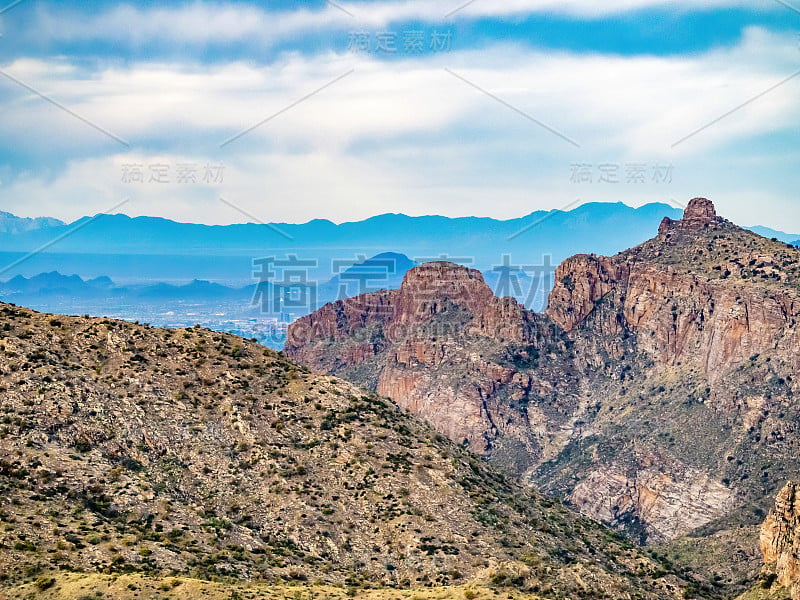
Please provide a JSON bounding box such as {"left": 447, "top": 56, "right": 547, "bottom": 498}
{"left": 0, "top": 0, "right": 798, "bottom": 229}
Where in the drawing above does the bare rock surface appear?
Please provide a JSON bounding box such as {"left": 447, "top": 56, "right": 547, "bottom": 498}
{"left": 760, "top": 482, "right": 800, "bottom": 598}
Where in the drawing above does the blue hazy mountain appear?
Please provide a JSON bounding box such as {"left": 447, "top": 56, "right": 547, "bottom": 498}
{"left": 134, "top": 279, "right": 248, "bottom": 301}
{"left": 0, "top": 203, "right": 686, "bottom": 285}
{"left": 1, "top": 203, "right": 797, "bottom": 289}
{"left": 0, "top": 253, "right": 419, "bottom": 317}
{"left": 0, "top": 253, "right": 420, "bottom": 350}
{"left": 746, "top": 226, "right": 799, "bottom": 243}
{"left": 317, "top": 252, "right": 417, "bottom": 301}
{"left": 0, "top": 211, "right": 64, "bottom": 234}
{"left": 0, "top": 203, "right": 685, "bottom": 260}
{"left": 0, "top": 271, "right": 113, "bottom": 296}
{"left": 0, "top": 273, "right": 251, "bottom": 303}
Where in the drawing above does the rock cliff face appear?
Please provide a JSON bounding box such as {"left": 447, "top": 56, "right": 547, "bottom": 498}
{"left": 760, "top": 482, "right": 800, "bottom": 598}
{"left": 287, "top": 262, "right": 541, "bottom": 457}
{"left": 547, "top": 199, "right": 800, "bottom": 382}
{"left": 287, "top": 198, "right": 800, "bottom": 586}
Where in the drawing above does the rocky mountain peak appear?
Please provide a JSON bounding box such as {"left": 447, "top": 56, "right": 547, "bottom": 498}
{"left": 286, "top": 260, "right": 530, "bottom": 371}
{"left": 399, "top": 261, "right": 488, "bottom": 298}
{"left": 658, "top": 197, "right": 725, "bottom": 235}
{"left": 395, "top": 262, "right": 495, "bottom": 325}
{"left": 403, "top": 260, "right": 479, "bottom": 280}
{"left": 684, "top": 197, "right": 717, "bottom": 222}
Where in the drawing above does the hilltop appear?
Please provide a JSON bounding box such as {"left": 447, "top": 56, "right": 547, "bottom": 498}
{"left": 0, "top": 304, "right": 686, "bottom": 598}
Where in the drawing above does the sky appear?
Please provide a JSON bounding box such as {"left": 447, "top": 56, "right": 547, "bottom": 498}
{"left": 0, "top": 0, "right": 798, "bottom": 229}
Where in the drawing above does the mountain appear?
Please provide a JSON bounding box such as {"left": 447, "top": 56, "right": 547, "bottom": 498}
{"left": 0, "top": 204, "right": 682, "bottom": 256}
{"left": 0, "top": 204, "right": 686, "bottom": 290}
{"left": 2, "top": 204, "right": 795, "bottom": 261}
{"left": 317, "top": 252, "right": 417, "bottom": 303}
{"left": 133, "top": 279, "right": 247, "bottom": 301}
{"left": 286, "top": 198, "right": 800, "bottom": 597}
{"left": 0, "top": 303, "right": 688, "bottom": 598}
{"left": 0, "top": 254, "right": 418, "bottom": 329}
{"left": 0, "top": 272, "right": 113, "bottom": 297}
{"left": 0, "top": 211, "right": 64, "bottom": 235}
{"left": 3, "top": 204, "right": 795, "bottom": 303}
{"left": 0, "top": 254, "right": 418, "bottom": 306}
{"left": 0, "top": 272, "right": 262, "bottom": 306}
{"left": 2, "top": 204, "right": 795, "bottom": 301}
{"left": 747, "top": 226, "right": 799, "bottom": 244}
{"left": 752, "top": 481, "right": 800, "bottom": 599}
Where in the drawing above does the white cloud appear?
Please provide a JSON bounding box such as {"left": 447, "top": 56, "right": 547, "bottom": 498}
{"left": 0, "top": 26, "right": 798, "bottom": 228}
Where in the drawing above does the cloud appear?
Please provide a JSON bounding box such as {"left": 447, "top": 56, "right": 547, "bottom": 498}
{"left": 9, "top": 0, "right": 785, "bottom": 52}
{"left": 6, "top": 25, "right": 796, "bottom": 156}
{"left": 0, "top": 24, "right": 798, "bottom": 228}
{"left": 431, "top": 0, "right": 774, "bottom": 19}
{"left": 26, "top": 2, "right": 350, "bottom": 49}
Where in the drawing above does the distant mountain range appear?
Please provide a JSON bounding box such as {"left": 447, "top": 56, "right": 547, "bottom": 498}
{"left": 2, "top": 204, "right": 796, "bottom": 289}
{"left": 745, "top": 226, "right": 800, "bottom": 243}
{"left": 0, "top": 271, "right": 245, "bottom": 301}
{"left": 0, "top": 252, "right": 417, "bottom": 305}
{"left": 0, "top": 254, "right": 421, "bottom": 346}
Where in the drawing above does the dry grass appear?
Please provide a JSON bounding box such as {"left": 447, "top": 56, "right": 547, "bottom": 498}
{"left": 0, "top": 573, "right": 542, "bottom": 600}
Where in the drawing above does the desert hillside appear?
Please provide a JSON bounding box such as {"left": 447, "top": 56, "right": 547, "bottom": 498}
{"left": 0, "top": 303, "right": 689, "bottom": 598}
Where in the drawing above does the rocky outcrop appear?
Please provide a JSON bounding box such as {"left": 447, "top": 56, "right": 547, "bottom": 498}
{"left": 288, "top": 262, "right": 533, "bottom": 348}
{"left": 545, "top": 254, "right": 623, "bottom": 331}
{"left": 546, "top": 256, "right": 800, "bottom": 384}
{"left": 287, "top": 262, "right": 542, "bottom": 456}
{"left": 658, "top": 196, "right": 726, "bottom": 236}
{"left": 569, "top": 459, "right": 735, "bottom": 543}
{"left": 760, "top": 482, "right": 800, "bottom": 598}
{"left": 288, "top": 199, "right": 800, "bottom": 561}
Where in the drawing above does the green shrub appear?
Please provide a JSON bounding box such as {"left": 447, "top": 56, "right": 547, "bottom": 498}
{"left": 34, "top": 576, "right": 56, "bottom": 590}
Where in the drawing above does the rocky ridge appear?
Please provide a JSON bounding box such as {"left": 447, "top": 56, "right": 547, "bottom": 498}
{"left": 0, "top": 303, "right": 688, "bottom": 598}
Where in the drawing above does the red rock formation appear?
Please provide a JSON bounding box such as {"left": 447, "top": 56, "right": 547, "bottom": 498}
{"left": 545, "top": 254, "right": 624, "bottom": 331}
{"left": 760, "top": 481, "right": 800, "bottom": 598}
{"left": 287, "top": 262, "right": 533, "bottom": 356}
{"left": 287, "top": 261, "right": 541, "bottom": 456}
{"left": 658, "top": 197, "right": 725, "bottom": 236}
{"left": 287, "top": 199, "right": 800, "bottom": 548}
{"left": 546, "top": 200, "right": 800, "bottom": 381}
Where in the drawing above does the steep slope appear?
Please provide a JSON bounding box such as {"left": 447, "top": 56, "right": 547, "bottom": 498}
{"left": 736, "top": 481, "right": 800, "bottom": 600}
{"left": 287, "top": 198, "right": 800, "bottom": 594}
{"left": 758, "top": 481, "right": 800, "bottom": 599}
{"left": 0, "top": 303, "right": 685, "bottom": 598}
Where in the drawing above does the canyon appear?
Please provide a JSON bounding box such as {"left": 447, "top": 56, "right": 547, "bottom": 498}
{"left": 288, "top": 198, "right": 800, "bottom": 591}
